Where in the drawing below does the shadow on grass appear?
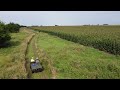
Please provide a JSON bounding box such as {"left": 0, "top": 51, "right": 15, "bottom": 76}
{"left": 10, "top": 41, "right": 21, "bottom": 47}
{"left": 0, "top": 41, "right": 21, "bottom": 48}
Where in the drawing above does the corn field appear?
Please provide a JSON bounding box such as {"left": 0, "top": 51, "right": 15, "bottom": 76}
{"left": 31, "top": 26, "right": 120, "bottom": 55}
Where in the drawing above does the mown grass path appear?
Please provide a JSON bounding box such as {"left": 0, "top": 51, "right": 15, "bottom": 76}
{"left": 25, "top": 29, "right": 54, "bottom": 79}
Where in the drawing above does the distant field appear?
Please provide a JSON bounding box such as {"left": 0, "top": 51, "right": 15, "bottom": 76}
{"left": 32, "top": 26, "right": 120, "bottom": 55}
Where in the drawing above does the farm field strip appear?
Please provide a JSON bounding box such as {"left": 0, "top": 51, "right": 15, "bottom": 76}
{"left": 32, "top": 26, "right": 120, "bottom": 55}
{"left": 35, "top": 31, "right": 120, "bottom": 79}
{"left": 25, "top": 28, "right": 53, "bottom": 79}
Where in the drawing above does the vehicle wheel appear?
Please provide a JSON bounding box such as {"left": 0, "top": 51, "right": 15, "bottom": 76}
{"left": 36, "top": 69, "right": 39, "bottom": 72}
{"left": 39, "top": 69, "right": 41, "bottom": 72}
{"left": 32, "top": 71, "right": 34, "bottom": 73}
{"left": 42, "top": 67, "right": 44, "bottom": 71}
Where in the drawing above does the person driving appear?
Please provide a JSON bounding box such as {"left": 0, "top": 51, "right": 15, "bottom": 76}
{"left": 36, "top": 57, "right": 39, "bottom": 63}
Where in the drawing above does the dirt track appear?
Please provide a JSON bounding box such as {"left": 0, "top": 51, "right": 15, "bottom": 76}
{"left": 25, "top": 29, "right": 57, "bottom": 79}
{"left": 25, "top": 34, "right": 35, "bottom": 79}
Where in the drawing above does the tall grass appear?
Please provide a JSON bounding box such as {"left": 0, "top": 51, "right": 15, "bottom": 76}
{"left": 0, "top": 28, "right": 35, "bottom": 79}
{"left": 35, "top": 32, "right": 120, "bottom": 79}
{"left": 31, "top": 26, "right": 120, "bottom": 55}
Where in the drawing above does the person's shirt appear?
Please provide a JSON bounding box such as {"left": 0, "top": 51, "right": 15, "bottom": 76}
{"left": 31, "top": 58, "right": 35, "bottom": 62}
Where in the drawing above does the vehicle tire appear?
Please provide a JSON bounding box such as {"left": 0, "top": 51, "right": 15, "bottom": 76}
{"left": 42, "top": 67, "right": 44, "bottom": 71}
{"left": 32, "top": 71, "right": 34, "bottom": 73}
{"left": 39, "top": 68, "right": 41, "bottom": 72}
{"left": 36, "top": 69, "right": 38, "bottom": 72}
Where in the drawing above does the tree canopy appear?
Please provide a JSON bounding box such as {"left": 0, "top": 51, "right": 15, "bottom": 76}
{"left": 0, "top": 21, "right": 21, "bottom": 47}
{"left": 0, "top": 22, "right": 11, "bottom": 47}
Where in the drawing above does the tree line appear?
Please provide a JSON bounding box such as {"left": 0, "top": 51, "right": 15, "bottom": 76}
{"left": 0, "top": 21, "right": 23, "bottom": 47}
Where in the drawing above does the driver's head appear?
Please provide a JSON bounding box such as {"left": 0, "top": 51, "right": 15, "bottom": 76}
{"left": 36, "top": 57, "right": 39, "bottom": 59}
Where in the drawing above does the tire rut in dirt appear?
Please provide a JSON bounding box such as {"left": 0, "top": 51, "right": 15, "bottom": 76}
{"left": 24, "top": 34, "right": 35, "bottom": 79}
{"left": 25, "top": 58, "right": 32, "bottom": 79}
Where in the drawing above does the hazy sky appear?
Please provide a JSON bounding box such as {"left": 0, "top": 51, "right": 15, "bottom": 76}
{"left": 0, "top": 11, "right": 120, "bottom": 26}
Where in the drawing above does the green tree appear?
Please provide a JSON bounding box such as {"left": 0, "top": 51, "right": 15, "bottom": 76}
{"left": 6, "top": 22, "right": 21, "bottom": 33}
{"left": 0, "top": 22, "right": 11, "bottom": 47}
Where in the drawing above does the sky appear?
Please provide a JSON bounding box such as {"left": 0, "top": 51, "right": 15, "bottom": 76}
{"left": 0, "top": 11, "right": 120, "bottom": 26}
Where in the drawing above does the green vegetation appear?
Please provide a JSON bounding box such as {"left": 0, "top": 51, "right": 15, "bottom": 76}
{"left": 0, "top": 21, "right": 21, "bottom": 47}
{"left": 0, "top": 28, "right": 29, "bottom": 78}
{"left": 0, "top": 27, "right": 40, "bottom": 79}
{"left": 32, "top": 26, "right": 120, "bottom": 55}
{"left": 36, "top": 32, "right": 120, "bottom": 79}
{"left": 5, "top": 22, "right": 21, "bottom": 33}
{"left": 0, "top": 22, "right": 11, "bottom": 47}
{"left": 0, "top": 24, "right": 120, "bottom": 79}
{"left": 26, "top": 29, "right": 52, "bottom": 79}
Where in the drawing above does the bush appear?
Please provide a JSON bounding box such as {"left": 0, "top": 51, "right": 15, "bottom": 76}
{"left": 6, "top": 22, "right": 21, "bottom": 33}
{"left": 0, "top": 22, "right": 11, "bottom": 47}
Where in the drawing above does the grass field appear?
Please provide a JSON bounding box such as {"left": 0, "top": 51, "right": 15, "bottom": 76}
{"left": 0, "top": 28, "right": 29, "bottom": 79}
{"left": 0, "top": 26, "right": 120, "bottom": 79}
{"left": 36, "top": 32, "right": 120, "bottom": 79}
{"left": 0, "top": 27, "right": 53, "bottom": 79}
